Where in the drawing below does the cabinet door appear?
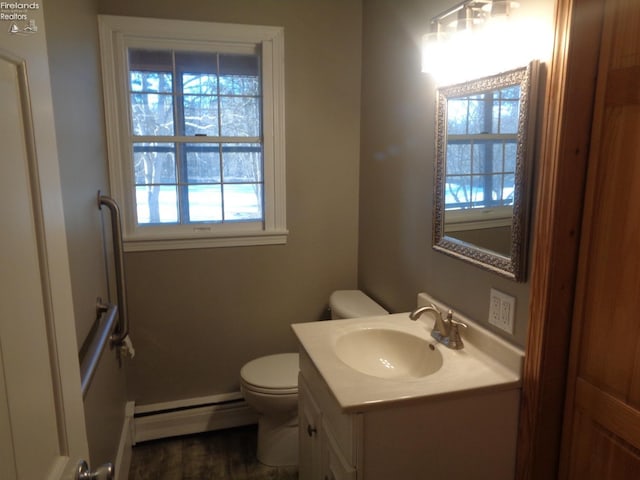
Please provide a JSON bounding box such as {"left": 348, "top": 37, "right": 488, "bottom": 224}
{"left": 299, "top": 375, "right": 323, "bottom": 480}
{"left": 322, "top": 422, "right": 357, "bottom": 480}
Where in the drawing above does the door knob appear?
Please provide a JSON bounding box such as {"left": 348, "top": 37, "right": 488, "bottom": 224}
{"left": 76, "top": 460, "right": 114, "bottom": 480}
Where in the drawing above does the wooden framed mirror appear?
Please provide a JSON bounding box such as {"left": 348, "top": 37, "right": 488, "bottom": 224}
{"left": 433, "top": 61, "right": 540, "bottom": 281}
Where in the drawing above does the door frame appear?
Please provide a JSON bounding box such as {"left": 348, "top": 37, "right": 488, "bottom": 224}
{"left": 515, "top": 0, "right": 605, "bottom": 478}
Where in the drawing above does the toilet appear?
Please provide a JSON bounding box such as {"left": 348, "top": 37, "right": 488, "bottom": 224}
{"left": 239, "top": 290, "right": 388, "bottom": 466}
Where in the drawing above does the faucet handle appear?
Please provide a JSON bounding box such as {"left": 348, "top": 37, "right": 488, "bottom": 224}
{"left": 447, "top": 314, "right": 467, "bottom": 350}
{"left": 450, "top": 317, "right": 467, "bottom": 329}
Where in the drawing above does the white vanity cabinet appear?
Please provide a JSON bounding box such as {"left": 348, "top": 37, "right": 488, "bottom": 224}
{"left": 298, "top": 357, "right": 358, "bottom": 480}
{"left": 297, "top": 349, "right": 521, "bottom": 480}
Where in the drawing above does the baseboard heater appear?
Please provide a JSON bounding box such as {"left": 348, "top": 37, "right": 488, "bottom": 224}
{"left": 132, "top": 392, "right": 258, "bottom": 444}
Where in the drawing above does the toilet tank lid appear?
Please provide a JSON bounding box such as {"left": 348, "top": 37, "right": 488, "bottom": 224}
{"left": 240, "top": 353, "right": 299, "bottom": 390}
{"left": 330, "top": 290, "right": 388, "bottom": 318}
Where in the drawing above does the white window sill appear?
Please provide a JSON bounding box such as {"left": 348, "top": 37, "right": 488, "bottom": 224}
{"left": 123, "top": 230, "right": 288, "bottom": 252}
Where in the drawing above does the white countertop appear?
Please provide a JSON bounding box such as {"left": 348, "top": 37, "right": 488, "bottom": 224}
{"left": 291, "top": 309, "right": 524, "bottom": 412}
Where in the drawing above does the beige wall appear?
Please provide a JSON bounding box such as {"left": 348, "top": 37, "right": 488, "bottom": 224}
{"left": 97, "top": 0, "right": 363, "bottom": 404}
{"left": 358, "top": 0, "right": 554, "bottom": 347}
{"left": 43, "top": 0, "right": 127, "bottom": 467}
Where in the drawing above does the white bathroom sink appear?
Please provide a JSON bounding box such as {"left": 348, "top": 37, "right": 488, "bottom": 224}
{"left": 334, "top": 328, "right": 443, "bottom": 379}
{"left": 292, "top": 292, "right": 525, "bottom": 411}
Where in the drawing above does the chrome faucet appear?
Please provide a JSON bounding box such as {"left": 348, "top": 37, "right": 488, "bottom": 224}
{"left": 409, "top": 303, "right": 449, "bottom": 337}
{"left": 409, "top": 303, "right": 467, "bottom": 350}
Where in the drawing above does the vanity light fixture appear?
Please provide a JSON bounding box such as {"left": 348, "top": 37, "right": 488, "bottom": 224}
{"left": 486, "top": 0, "right": 518, "bottom": 17}
{"left": 421, "top": 0, "right": 522, "bottom": 83}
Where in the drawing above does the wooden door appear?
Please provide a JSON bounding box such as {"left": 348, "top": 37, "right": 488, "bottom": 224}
{"left": 0, "top": 6, "right": 90, "bottom": 480}
{"left": 560, "top": 0, "right": 640, "bottom": 476}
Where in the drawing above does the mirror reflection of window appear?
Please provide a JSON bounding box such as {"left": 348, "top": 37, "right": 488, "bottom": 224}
{"left": 445, "top": 86, "right": 520, "bottom": 212}
{"left": 433, "top": 61, "right": 540, "bottom": 281}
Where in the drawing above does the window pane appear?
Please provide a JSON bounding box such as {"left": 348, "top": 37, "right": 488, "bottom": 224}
{"left": 182, "top": 73, "right": 218, "bottom": 94}
{"left": 220, "top": 97, "right": 260, "bottom": 136}
{"left": 471, "top": 142, "right": 488, "bottom": 174}
{"left": 183, "top": 95, "right": 219, "bottom": 136}
{"left": 131, "top": 93, "right": 174, "bottom": 136}
{"left": 447, "top": 98, "right": 468, "bottom": 134}
{"left": 492, "top": 143, "right": 505, "bottom": 172}
{"left": 135, "top": 185, "right": 178, "bottom": 224}
{"left": 223, "top": 184, "right": 262, "bottom": 220}
{"left": 186, "top": 143, "right": 221, "bottom": 183}
{"left": 128, "top": 49, "right": 173, "bottom": 92}
{"left": 130, "top": 71, "right": 173, "bottom": 93}
{"left": 219, "top": 54, "right": 260, "bottom": 95}
{"left": 133, "top": 143, "right": 176, "bottom": 184}
{"left": 446, "top": 143, "right": 471, "bottom": 174}
{"left": 467, "top": 98, "right": 485, "bottom": 134}
{"left": 220, "top": 74, "right": 260, "bottom": 96}
{"left": 499, "top": 99, "right": 520, "bottom": 134}
{"left": 222, "top": 143, "right": 262, "bottom": 182}
{"left": 445, "top": 176, "right": 472, "bottom": 208}
{"left": 492, "top": 102, "right": 501, "bottom": 134}
{"left": 501, "top": 85, "right": 520, "bottom": 100}
{"left": 175, "top": 51, "right": 217, "bottom": 76}
{"left": 504, "top": 142, "right": 517, "bottom": 171}
{"left": 490, "top": 174, "right": 503, "bottom": 193}
{"left": 188, "top": 185, "right": 222, "bottom": 222}
{"left": 471, "top": 175, "right": 490, "bottom": 207}
{"left": 502, "top": 173, "right": 516, "bottom": 204}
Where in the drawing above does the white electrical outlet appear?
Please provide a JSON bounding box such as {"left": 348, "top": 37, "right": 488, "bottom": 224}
{"left": 488, "top": 288, "right": 515, "bottom": 334}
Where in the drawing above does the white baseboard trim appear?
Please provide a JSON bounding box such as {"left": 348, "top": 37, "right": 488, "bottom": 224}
{"left": 133, "top": 391, "right": 244, "bottom": 415}
{"left": 133, "top": 393, "right": 258, "bottom": 444}
{"left": 114, "top": 401, "right": 135, "bottom": 480}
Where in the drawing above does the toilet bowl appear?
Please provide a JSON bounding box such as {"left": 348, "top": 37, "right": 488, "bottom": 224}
{"left": 240, "top": 352, "right": 299, "bottom": 466}
{"left": 239, "top": 290, "right": 388, "bottom": 466}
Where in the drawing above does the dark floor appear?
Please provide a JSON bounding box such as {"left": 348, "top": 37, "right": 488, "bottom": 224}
{"left": 128, "top": 425, "right": 299, "bottom": 480}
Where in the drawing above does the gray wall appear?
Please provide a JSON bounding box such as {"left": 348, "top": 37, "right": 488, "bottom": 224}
{"left": 43, "top": 0, "right": 127, "bottom": 467}
{"left": 97, "top": 0, "right": 363, "bottom": 405}
{"left": 41, "top": 3, "right": 556, "bottom": 468}
{"left": 358, "top": 0, "right": 554, "bottom": 347}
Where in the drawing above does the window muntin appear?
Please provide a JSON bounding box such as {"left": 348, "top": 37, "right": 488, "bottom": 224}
{"left": 445, "top": 86, "right": 520, "bottom": 211}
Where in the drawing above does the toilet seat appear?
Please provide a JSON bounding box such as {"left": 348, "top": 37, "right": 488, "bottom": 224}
{"left": 240, "top": 353, "right": 299, "bottom": 395}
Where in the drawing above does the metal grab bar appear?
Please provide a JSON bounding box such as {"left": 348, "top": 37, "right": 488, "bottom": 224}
{"left": 98, "top": 192, "right": 129, "bottom": 343}
{"left": 80, "top": 301, "right": 118, "bottom": 397}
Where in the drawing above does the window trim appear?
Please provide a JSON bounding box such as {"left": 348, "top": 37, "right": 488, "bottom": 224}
{"left": 444, "top": 206, "right": 513, "bottom": 232}
{"left": 98, "top": 15, "right": 286, "bottom": 251}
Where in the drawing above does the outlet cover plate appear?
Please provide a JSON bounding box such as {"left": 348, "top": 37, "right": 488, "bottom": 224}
{"left": 488, "top": 288, "right": 515, "bottom": 335}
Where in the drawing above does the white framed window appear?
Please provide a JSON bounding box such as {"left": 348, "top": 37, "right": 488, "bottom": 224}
{"left": 98, "top": 15, "right": 286, "bottom": 251}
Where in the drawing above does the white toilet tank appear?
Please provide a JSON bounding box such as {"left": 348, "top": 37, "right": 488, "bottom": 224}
{"left": 329, "top": 290, "right": 388, "bottom": 319}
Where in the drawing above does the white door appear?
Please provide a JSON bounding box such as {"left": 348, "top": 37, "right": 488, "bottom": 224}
{"left": 0, "top": 6, "right": 90, "bottom": 480}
